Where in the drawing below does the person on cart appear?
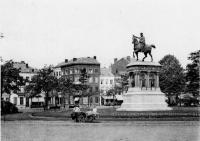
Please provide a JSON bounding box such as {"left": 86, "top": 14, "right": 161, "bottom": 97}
{"left": 72, "top": 105, "right": 81, "bottom": 122}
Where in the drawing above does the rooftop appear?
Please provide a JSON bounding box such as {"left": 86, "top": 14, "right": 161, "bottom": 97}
{"left": 100, "top": 67, "right": 114, "bottom": 77}
{"left": 13, "top": 61, "right": 38, "bottom": 73}
{"left": 56, "top": 56, "right": 100, "bottom": 68}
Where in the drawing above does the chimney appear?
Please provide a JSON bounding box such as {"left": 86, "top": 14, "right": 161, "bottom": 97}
{"left": 65, "top": 59, "right": 68, "bottom": 63}
{"left": 114, "top": 58, "right": 118, "bottom": 63}
{"left": 73, "top": 58, "right": 77, "bottom": 61}
{"left": 93, "top": 56, "right": 96, "bottom": 59}
{"left": 127, "top": 56, "right": 131, "bottom": 62}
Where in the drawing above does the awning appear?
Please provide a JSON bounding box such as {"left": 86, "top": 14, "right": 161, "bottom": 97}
{"left": 102, "top": 96, "right": 115, "bottom": 100}
{"left": 115, "top": 95, "right": 123, "bottom": 101}
{"left": 74, "top": 97, "right": 79, "bottom": 101}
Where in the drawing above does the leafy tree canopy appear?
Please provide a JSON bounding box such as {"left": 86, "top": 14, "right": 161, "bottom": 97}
{"left": 1, "top": 60, "right": 24, "bottom": 95}
{"left": 185, "top": 50, "right": 200, "bottom": 96}
{"left": 159, "top": 54, "right": 185, "bottom": 96}
{"left": 25, "top": 67, "right": 58, "bottom": 108}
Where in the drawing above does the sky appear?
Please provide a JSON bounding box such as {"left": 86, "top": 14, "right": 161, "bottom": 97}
{"left": 0, "top": 0, "right": 199, "bottom": 69}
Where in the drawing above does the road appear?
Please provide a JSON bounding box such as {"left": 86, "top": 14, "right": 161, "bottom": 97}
{"left": 1, "top": 120, "right": 200, "bottom": 141}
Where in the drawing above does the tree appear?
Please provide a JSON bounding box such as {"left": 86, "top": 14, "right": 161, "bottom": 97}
{"left": 24, "top": 76, "right": 42, "bottom": 106}
{"left": 58, "top": 76, "right": 75, "bottom": 106}
{"left": 185, "top": 50, "right": 200, "bottom": 96}
{"left": 159, "top": 55, "right": 185, "bottom": 106}
{"left": 106, "top": 88, "right": 116, "bottom": 105}
{"left": 25, "top": 67, "right": 58, "bottom": 109}
{"left": 120, "top": 73, "right": 129, "bottom": 94}
{"left": 78, "top": 68, "right": 90, "bottom": 105}
{"left": 114, "top": 73, "right": 129, "bottom": 95}
{"left": 1, "top": 60, "right": 24, "bottom": 96}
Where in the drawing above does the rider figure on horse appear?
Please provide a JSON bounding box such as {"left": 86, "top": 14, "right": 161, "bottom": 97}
{"left": 134, "top": 33, "right": 146, "bottom": 52}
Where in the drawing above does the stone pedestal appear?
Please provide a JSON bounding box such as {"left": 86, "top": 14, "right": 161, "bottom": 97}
{"left": 117, "top": 60, "right": 171, "bottom": 111}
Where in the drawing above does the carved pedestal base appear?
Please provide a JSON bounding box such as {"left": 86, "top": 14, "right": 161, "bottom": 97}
{"left": 117, "top": 88, "right": 171, "bottom": 111}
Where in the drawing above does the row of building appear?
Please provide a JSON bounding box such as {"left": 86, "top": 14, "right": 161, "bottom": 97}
{"left": 2, "top": 56, "right": 131, "bottom": 109}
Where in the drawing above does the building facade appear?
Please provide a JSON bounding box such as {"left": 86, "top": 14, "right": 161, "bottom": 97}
{"left": 58, "top": 56, "right": 100, "bottom": 107}
{"left": 100, "top": 67, "right": 115, "bottom": 94}
{"left": 53, "top": 66, "right": 62, "bottom": 79}
{"left": 110, "top": 56, "right": 131, "bottom": 76}
{"left": 100, "top": 67, "right": 115, "bottom": 105}
{"left": 2, "top": 61, "right": 39, "bottom": 109}
{"left": 110, "top": 56, "right": 131, "bottom": 94}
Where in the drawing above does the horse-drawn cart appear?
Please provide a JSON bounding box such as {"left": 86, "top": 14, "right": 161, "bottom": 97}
{"left": 71, "top": 109, "right": 99, "bottom": 122}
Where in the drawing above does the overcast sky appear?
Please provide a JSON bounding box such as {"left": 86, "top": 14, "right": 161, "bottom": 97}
{"left": 0, "top": 0, "right": 199, "bottom": 69}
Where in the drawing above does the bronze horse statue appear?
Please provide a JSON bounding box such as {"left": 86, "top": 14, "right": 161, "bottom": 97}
{"left": 132, "top": 35, "right": 156, "bottom": 62}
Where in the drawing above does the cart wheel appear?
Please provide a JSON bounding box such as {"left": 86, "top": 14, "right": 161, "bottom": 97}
{"left": 78, "top": 114, "right": 85, "bottom": 122}
{"left": 88, "top": 116, "right": 94, "bottom": 122}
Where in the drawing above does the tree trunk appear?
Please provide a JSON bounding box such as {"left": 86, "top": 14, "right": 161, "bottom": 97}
{"left": 45, "top": 92, "right": 49, "bottom": 110}
{"left": 31, "top": 97, "right": 32, "bottom": 108}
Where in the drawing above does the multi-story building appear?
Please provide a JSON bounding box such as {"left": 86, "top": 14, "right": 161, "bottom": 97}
{"left": 110, "top": 56, "right": 131, "bottom": 91}
{"left": 100, "top": 67, "right": 115, "bottom": 105}
{"left": 53, "top": 65, "right": 62, "bottom": 79}
{"left": 110, "top": 56, "right": 131, "bottom": 76}
{"left": 57, "top": 56, "right": 100, "bottom": 107}
{"left": 2, "top": 61, "right": 40, "bottom": 109}
{"left": 100, "top": 67, "right": 115, "bottom": 94}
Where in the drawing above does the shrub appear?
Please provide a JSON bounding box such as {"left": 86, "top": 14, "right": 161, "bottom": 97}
{"left": 1, "top": 100, "right": 18, "bottom": 115}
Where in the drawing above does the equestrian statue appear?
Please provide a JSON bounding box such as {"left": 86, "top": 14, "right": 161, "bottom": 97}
{"left": 132, "top": 33, "right": 156, "bottom": 62}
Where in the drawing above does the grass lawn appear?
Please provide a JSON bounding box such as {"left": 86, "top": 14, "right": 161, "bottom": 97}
{"left": 32, "top": 106, "right": 200, "bottom": 121}
{"left": 2, "top": 106, "right": 200, "bottom": 121}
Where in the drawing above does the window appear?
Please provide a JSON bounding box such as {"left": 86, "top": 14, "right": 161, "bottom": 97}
{"left": 106, "top": 79, "right": 108, "bottom": 84}
{"left": 56, "top": 72, "right": 58, "bottom": 76}
{"left": 20, "top": 97, "right": 24, "bottom": 105}
{"left": 95, "top": 87, "right": 99, "bottom": 92}
{"left": 110, "top": 80, "right": 113, "bottom": 84}
{"left": 100, "top": 79, "right": 103, "bottom": 84}
{"left": 89, "top": 87, "right": 93, "bottom": 93}
{"left": 20, "top": 86, "right": 25, "bottom": 93}
{"left": 95, "top": 77, "right": 99, "bottom": 83}
{"left": 74, "top": 77, "right": 79, "bottom": 82}
{"left": 90, "top": 97, "right": 93, "bottom": 103}
{"left": 65, "top": 69, "right": 68, "bottom": 75}
{"left": 70, "top": 69, "right": 73, "bottom": 74}
{"left": 89, "top": 77, "right": 93, "bottom": 83}
{"left": 59, "top": 71, "right": 61, "bottom": 76}
{"left": 94, "top": 69, "right": 99, "bottom": 73}
{"left": 74, "top": 68, "right": 78, "bottom": 74}
{"left": 95, "top": 97, "right": 99, "bottom": 103}
{"left": 14, "top": 97, "right": 17, "bottom": 105}
{"left": 88, "top": 68, "right": 93, "bottom": 74}
{"left": 83, "top": 97, "right": 88, "bottom": 104}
